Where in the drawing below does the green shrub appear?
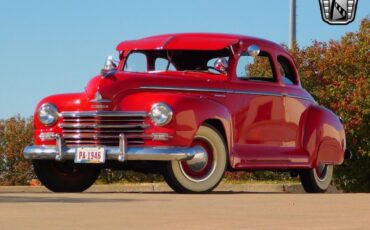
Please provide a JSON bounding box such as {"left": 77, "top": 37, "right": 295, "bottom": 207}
{"left": 290, "top": 17, "right": 369, "bottom": 192}
{"left": 0, "top": 116, "right": 34, "bottom": 185}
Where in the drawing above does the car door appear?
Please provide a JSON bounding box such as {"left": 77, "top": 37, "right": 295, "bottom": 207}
{"left": 229, "top": 46, "right": 292, "bottom": 168}
{"left": 276, "top": 54, "right": 313, "bottom": 163}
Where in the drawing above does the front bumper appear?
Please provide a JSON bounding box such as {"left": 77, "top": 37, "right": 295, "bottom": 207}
{"left": 23, "top": 134, "right": 202, "bottom": 162}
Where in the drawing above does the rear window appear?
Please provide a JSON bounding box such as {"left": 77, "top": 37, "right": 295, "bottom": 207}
{"left": 236, "top": 52, "right": 275, "bottom": 82}
{"left": 277, "top": 55, "right": 297, "bottom": 85}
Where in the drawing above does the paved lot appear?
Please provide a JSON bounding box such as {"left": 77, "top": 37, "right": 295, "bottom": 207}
{"left": 0, "top": 185, "right": 369, "bottom": 230}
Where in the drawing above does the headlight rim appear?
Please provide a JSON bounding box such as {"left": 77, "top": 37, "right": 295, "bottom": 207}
{"left": 38, "top": 103, "right": 59, "bottom": 126}
{"left": 149, "top": 102, "right": 173, "bottom": 126}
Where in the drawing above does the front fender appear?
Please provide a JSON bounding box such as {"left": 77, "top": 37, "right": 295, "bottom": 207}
{"left": 118, "top": 92, "right": 232, "bottom": 149}
{"left": 33, "top": 92, "right": 90, "bottom": 145}
{"left": 303, "top": 105, "right": 346, "bottom": 167}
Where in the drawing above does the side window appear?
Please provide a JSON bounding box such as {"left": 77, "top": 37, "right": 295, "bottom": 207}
{"left": 155, "top": 58, "right": 176, "bottom": 71}
{"left": 278, "top": 56, "right": 297, "bottom": 85}
{"left": 236, "top": 52, "right": 275, "bottom": 82}
{"left": 124, "top": 52, "right": 147, "bottom": 72}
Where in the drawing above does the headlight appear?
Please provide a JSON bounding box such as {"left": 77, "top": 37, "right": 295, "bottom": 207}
{"left": 38, "top": 103, "right": 59, "bottom": 126}
{"left": 149, "top": 103, "right": 173, "bottom": 126}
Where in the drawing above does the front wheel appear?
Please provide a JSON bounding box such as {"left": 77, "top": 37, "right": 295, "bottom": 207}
{"left": 162, "top": 125, "right": 227, "bottom": 193}
{"left": 32, "top": 160, "right": 101, "bottom": 192}
{"left": 299, "top": 164, "right": 334, "bottom": 193}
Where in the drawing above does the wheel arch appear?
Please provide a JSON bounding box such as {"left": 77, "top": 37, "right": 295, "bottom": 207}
{"left": 203, "top": 118, "right": 232, "bottom": 169}
{"left": 302, "top": 105, "right": 346, "bottom": 167}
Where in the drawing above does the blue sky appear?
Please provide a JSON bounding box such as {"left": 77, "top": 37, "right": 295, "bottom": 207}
{"left": 0, "top": 0, "right": 368, "bottom": 118}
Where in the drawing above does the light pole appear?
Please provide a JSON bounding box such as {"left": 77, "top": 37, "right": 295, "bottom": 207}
{"left": 289, "top": 0, "right": 296, "bottom": 49}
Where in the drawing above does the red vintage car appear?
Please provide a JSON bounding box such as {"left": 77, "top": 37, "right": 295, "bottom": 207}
{"left": 24, "top": 33, "right": 350, "bottom": 193}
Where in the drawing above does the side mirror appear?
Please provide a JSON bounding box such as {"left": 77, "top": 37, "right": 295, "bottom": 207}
{"left": 247, "top": 45, "right": 260, "bottom": 57}
{"left": 101, "top": 55, "right": 117, "bottom": 78}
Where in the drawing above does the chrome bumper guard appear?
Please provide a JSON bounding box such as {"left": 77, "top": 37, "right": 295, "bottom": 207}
{"left": 24, "top": 134, "right": 201, "bottom": 162}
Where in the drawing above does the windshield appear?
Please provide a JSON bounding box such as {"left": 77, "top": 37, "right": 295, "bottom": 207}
{"left": 123, "top": 49, "right": 230, "bottom": 74}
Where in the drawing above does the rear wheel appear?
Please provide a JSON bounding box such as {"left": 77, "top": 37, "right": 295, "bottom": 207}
{"left": 33, "top": 160, "right": 100, "bottom": 192}
{"left": 299, "top": 164, "right": 333, "bottom": 193}
{"left": 163, "top": 125, "right": 227, "bottom": 193}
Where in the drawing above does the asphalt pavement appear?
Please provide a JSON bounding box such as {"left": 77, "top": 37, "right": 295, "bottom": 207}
{"left": 0, "top": 184, "right": 368, "bottom": 230}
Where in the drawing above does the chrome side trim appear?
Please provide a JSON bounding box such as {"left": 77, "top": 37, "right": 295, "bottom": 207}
{"left": 139, "top": 86, "right": 314, "bottom": 102}
{"left": 61, "top": 111, "right": 148, "bottom": 118}
{"left": 286, "top": 94, "right": 312, "bottom": 101}
{"left": 232, "top": 89, "right": 281, "bottom": 97}
{"left": 141, "top": 86, "right": 223, "bottom": 93}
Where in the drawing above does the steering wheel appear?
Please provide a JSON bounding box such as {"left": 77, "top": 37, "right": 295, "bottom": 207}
{"left": 207, "top": 66, "right": 223, "bottom": 74}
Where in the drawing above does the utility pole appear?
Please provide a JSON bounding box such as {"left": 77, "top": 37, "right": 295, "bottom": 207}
{"left": 289, "top": 0, "right": 296, "bottom": 49}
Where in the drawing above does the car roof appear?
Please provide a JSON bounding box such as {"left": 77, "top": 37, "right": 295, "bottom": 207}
{"left": 116, "top": 33, "right": 287, "bottom": 53}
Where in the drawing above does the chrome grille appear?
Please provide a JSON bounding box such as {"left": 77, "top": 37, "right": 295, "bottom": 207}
{"left": 60, "top": 111, "right": 148, "bottom": 146}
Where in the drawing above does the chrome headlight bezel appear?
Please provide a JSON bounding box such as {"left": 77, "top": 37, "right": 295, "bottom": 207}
{"left": 38, "top": 103, "right": 59, "bottom": 126}
{"left": 149, "top": 103, "right": 173, "bottom": 126}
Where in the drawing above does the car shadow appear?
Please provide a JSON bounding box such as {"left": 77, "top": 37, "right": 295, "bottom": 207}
{"left": 0, "top": 189, "right": 343, "bottom": 203}
{"left": 118, "top": 191, "right": 304, "bottom": 194}
{"left": 0, "top": 193, "right": 171, "bottom": 203}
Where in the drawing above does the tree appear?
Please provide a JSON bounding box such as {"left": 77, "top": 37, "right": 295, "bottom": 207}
{"left": 0, "top": 116, "right": 34, "bottom": 185}
{"left": 290, "top": 17, "right": 370, "bottom": 192}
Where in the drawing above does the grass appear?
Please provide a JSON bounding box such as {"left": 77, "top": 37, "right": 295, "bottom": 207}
{"left": 96, "top": 169, "right": 300, "bottom": 185}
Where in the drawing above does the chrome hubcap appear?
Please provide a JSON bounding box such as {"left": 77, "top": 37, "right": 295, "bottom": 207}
{"left": 185, "top": 146, "right": 208, "bottom": 172}
{"left": 179, "top": 136, "right": 216, "bottom": 182}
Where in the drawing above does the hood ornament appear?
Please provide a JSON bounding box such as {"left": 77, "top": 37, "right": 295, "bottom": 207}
{"left": 90, "top": 91, "right": 112, "bottom": 103}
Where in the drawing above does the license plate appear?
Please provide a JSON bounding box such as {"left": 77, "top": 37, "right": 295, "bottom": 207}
{"left": 75, "top": 147, "right": 105, "bottom": 163}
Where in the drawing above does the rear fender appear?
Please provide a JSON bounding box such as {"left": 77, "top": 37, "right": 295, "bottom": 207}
{"left": 303, "top": 105, "right": 346, "bottom": 167}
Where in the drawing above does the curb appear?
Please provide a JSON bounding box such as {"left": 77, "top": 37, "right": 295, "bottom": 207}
{"left": 0, "top": 183, "right": 340, "bottom": 193}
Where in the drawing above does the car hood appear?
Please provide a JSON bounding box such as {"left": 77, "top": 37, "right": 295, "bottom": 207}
{"left": 84, "top": 71, "right": 227, "bottom": 107}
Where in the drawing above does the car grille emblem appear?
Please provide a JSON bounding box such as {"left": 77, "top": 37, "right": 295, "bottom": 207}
{"left": 90, "top": 91, "right": 112, "bottom": 109}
